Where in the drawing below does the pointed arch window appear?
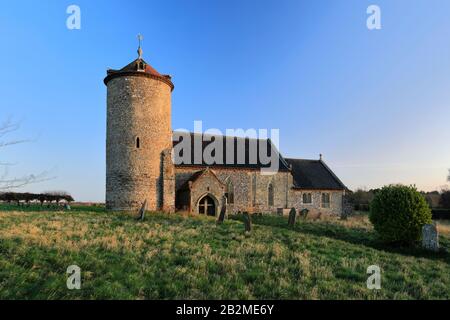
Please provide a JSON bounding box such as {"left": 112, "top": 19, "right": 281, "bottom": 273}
{"left": 268, "top": 183, "right": 274, "bottom": 206}
{"left": 303, "top": 193, "right": 312, "bottom": 204}
{"left": 225, "top": 180, "right": 234, "bottom": 204}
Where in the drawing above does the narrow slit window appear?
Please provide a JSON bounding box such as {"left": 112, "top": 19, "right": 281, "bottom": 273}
{"left": 136, "top": 137, "right": 140, "bottom": 149}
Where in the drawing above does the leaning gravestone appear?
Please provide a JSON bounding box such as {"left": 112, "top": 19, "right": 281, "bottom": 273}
{"left": 217, "top": 204, "right": 226, "bottom": 224}
{"left": 422, "top": 224, "right": 439, "bottom": 252}
{"left": 137, "top": 200, "right": 147, "bottom": 221}
{"left": 243, "top": 212, "right": 252, "bottom": 233}
{"left": 288, "top": 208, "right": 297, "bottom": 227}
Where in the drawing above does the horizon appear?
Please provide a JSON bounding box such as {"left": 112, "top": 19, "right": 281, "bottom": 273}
{"left": 1, "top": 0, "right": 450, "bottom": 201}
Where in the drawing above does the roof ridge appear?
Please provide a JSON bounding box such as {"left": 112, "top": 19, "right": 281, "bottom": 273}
{"left": 285, "top": 158, "right": 319, "bottom": 162}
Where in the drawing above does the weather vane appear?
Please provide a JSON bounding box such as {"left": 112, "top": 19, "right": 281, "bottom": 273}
{"left": 137, "top": 34, "right": 143, "bottom": 59}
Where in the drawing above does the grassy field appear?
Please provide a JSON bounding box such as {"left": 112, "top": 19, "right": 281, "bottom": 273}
{"left": 0, "top": 204, "right": 449, "bottom": 300}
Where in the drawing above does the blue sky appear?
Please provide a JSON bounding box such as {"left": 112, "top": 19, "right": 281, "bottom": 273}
{"left": 1, "top": 0, "right": 449, "bottom": 201}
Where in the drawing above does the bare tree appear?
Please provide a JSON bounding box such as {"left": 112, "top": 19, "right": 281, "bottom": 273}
{"left": 0, "top": 117, "right": 53, "bottom": 190}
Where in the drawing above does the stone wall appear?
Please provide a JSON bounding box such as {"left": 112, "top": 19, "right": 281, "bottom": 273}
{"left": 289, "top": 189, "right": 344, "bottom": 216}
{"left": 161, "top": 148, "right": 175, "bottom": 213}
{"left": 175, "top": 166, "right": 291, "bottom": 214}
{"left": 106, "top": 75, "right": 173, "bottom": 211}
{"left": 250, "top": 170, "right": 292, "bottom": 214}
{"left": 188, "top": 169, "right": 226, "bottom": 216}
{"left": 176, "top": 166, "right": 348, "bottom": 216}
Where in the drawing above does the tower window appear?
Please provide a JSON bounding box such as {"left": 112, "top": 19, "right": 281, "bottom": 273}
{"left": 136, "top": 137, "right": 140, "bottom": 149}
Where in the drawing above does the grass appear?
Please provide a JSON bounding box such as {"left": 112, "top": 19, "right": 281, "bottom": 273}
{"left": 0, "top": 205, "right": 449, "bottom": 300}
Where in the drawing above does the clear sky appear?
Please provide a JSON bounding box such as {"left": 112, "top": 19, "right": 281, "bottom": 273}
{"left": 1, "top": 0, "right": 449, "bottom": 202}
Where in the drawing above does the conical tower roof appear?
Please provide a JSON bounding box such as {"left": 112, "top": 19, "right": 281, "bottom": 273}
{"left": 117, "top": 58, "right": 162, "bottom": 77}
{"left": 104, "top": 41, "right": 174, "bottom": 90}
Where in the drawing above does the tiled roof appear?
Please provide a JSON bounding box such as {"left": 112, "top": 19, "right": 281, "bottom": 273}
{"left": 118, "top": 58, "right": 162, "bottom": 77}
{"left": 285, "top": 158, "right": 346, "bottom": 190}
{"left": 178, "top": 168, "right": 224, "bottom": 191}
{"left": 172, "top": 132, "right": 291, "bottom": 172}
{"left": 104, "top": 58, "right": 174, "bottom": 90}
{"left": 178, "top": 169, "right": 205, "bottom": 191}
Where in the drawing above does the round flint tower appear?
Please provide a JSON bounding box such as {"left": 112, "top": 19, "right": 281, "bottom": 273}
{"left": 104, "top": 42, "right": 175, "bottom": 212}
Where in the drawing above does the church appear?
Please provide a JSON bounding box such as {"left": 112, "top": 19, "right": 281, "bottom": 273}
{"left": 104, "top": 45, "right": 348, "bottom": 217}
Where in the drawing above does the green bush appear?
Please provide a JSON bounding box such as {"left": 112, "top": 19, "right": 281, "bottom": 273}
{"left": 369, "top": 185, "right": 432, "bottom": 244}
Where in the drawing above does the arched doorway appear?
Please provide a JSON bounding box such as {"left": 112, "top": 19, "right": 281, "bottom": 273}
{"left": 198, "top": 195, "right": 216, "bottom": 216}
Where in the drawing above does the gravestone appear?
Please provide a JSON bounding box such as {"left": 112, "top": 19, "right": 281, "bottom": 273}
{"left": 217, "top": 204, "right": 226, "bottom": 224}
{"left": 422, "top": 224, "right": 439, "bottom": 252}
{"left": 341, "top": 195, "right": 353, "bottom": 220}
{"left": 243, "top": 212, "right": 252, "bottom": 233}
{"left": 137, "top": 200, "right": 147, "bottom": 221}
{"left": 300, "top": 208, "right": 309, "bottom": 220}
{"left": 288, "top": 208, "right": 297, "bottom": 227}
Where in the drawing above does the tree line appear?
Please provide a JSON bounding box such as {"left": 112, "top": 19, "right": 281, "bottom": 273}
{"left": 0, "top": 191, "right": 74, "bottom": 206}
{"left": 348, "top": 188, "right": 450, "bottom": 211}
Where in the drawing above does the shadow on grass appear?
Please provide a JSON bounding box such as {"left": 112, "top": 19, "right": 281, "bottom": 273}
{"left": 230, "top": 214, "right": 450, "bottom": 263}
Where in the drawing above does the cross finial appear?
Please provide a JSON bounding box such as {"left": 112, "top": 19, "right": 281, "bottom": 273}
{"left": 137, "top": 34, "right": 144, "bottom": 59}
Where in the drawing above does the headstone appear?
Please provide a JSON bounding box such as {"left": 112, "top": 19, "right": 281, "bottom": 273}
{"left": 300, "top": 208, "right": 309, "bottom": 220}
{"left": 288, "top": 208, "right": 297, "bottom": 227}
{"left": 243, "top": 212, "right": 252, "bottom": 233}
{"left": 217, "top": 204, "right": 226, "bottom": 224}
{"left": 422, "top": 224, "right": 439, "bottom": 252}
{"left": 341, "top": 195, "right": 353, "bottom": 220}
{"left": 137, "top": 200, "right": 147, "bottom": 221}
